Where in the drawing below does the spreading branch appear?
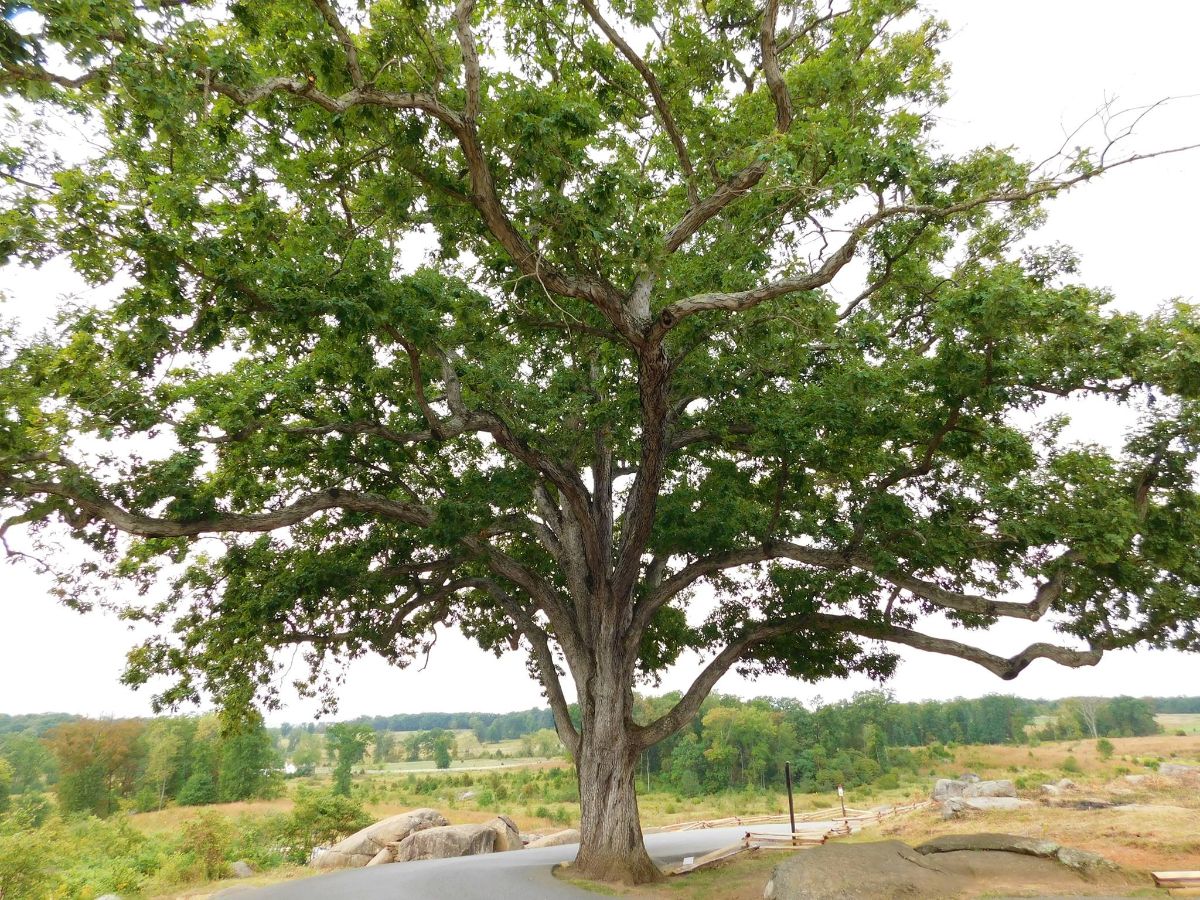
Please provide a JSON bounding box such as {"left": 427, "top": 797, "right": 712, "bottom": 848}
{"left": 760, "top": 0, "right": 794, "bottom": 132}
{"left": 2, "top": 479, "right": 432, "bottom": 537}
{"left": 579, "top": 0, "right": 700, "bottom": 205}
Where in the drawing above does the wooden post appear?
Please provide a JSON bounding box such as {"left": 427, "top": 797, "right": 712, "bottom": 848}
{"left": 837, "top": 783, "right": 847, "bottom": 824}
{"left": 785, "top": 761, "right": 796, "bottom": 845}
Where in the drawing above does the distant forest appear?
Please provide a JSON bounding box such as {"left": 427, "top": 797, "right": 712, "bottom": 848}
{"left": 1, "top": 693, "right": 1192, "bottom": 815}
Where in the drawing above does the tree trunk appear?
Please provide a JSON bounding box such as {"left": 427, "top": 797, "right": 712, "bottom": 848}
{"left": 572, "top": 670, "right": 662, "bottom": 883}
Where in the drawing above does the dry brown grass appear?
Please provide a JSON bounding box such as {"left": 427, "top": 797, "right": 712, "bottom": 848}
{"left": 864, "top": 733, "right": 1200, "bottom": 873}
{"left": 131, "top": 798, "right": 297, "bottom": 833}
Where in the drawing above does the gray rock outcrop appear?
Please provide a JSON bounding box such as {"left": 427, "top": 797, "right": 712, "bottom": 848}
{"left": 229, "top": 860, "right": 255, "bottom": 878}
{"left": 766, "top": 840, "right": 955, "bottom": 899}
{"left": 524, "top": 828, "right": 580, "bottom": 848}
{"left": 916, "top": 832, "right": 1115, "bottom": 873}
{"left": 1159, "top": 763, "right": 1199, "bottom": 777}
{"left": 393, "top": 823, "right": 498, "bottom": 862}
{"left": 940, "top": 795, "right": 1033, "bottom": 818}
{"left": 764, "top": 835, "right": 1121, "bottom": 899}
{"left": 484, "top": 815, "right": 523, "bottom": 852}
{"left": 932, "top": 778, "right": 966, "bottom": 800}
{"left": 962, "top": 779, "right": 1016, "bottom": 798}
{"left": 311, "top": 808, "right": 447, "bottom": 869}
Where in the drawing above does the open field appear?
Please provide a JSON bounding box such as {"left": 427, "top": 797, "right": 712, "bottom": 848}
{"left": 1156, "top": 712, "right": 1200, "bottom": 734}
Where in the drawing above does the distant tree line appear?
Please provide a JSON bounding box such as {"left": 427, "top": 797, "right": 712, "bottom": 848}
{"left": 630, "top": 691, "right": 1163, "bottom": 796}
{"left": 1154, "top": 696, "right": 1200, "bottom": 714}
{"left": 278, "top": 708, "right": 557, "bottom": 744}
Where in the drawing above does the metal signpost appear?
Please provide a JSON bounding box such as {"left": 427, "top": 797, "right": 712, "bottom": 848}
{"left": 784, "top": 761, "right": 797, "bottom": 844}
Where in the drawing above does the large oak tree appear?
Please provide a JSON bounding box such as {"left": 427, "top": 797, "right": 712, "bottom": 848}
{"left": 3, "top": 0, "right": 1199, "bottom": 882}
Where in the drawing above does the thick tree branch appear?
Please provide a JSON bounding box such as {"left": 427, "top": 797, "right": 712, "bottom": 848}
{"left": 653, "top": 146, "right": 1200, "bottom": 338}
{"left": 662, "top": 161, "right": 768, "bottom": 254}
{"left": 2, "top": 479, "right": 432, "bottom": 537}
{"left": 579, "top": 0, "right": 699, "bottom": 205}
{"left": 810, "top": 612, "right": 1105, "bottom": 680}
{"left": 628, "top": 541, "right": 1079, "bottom": 653}
{"left": 611, "top": 346, "right": 671, "bottom": 602}
{"left": 208, "top": 76, "right": 464, "bottom": 129}
{"left": 633, "top": 619, "right": 793, "bottom": 748}
{"left": 476, "top": 578, "right": 581, "bottom": 755}
{"left": 635, "top": 602, "right": 1104, "bottom": 748}
{"left": 311, "top": 0, "right": 365, "bottom": 88}
{"left": 760, "top": 0, "right": 793, "bottom": 132}
{"left": 0, "top": 62, "right": 102, "bottom": 89}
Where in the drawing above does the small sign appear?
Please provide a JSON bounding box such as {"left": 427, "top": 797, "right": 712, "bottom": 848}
{"left": 683, "top": 856, "right": 694, "bottom": 867}
{"left": 837, "top": 784, "right": 844, "bottom": 797}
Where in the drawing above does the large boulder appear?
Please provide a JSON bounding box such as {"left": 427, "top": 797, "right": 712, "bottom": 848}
{"left": 365, "top": 846, "right": 394, "bottom": 866}
{"left": 764, "top": 840, "right": 959, "bottom": 899}
{"left": 229, "top": 860, "right": 256, "bottom": 878}
{"left": 962, "top": 779, "right": 1016, "bottom": 798}
{"left": 764, "top": 836, "right": 1122, "bottom": 899}
{"left": 932, "top": 778, "right": 966, "bottom": 801}
{"left": 311, "top": 808, "right": 447, "bottom": 869}
{"left": 916, "top": 833, "right": 1116, "bottom": 874}
{"left": 941, "top": 795, "right": 1032, "bottom": 817}
{"left": 961, "top": 797, "right": 1033, "bottom": 812}
{"left": 392, "top": 823, "right": 498, "bottom": 862}
{"left": 916, "top": 833, "right": 1060, "bottom": 858}
{"left": 1159, "top": 763, "right": 1199, "bottom": 777}
{"left": 525, "top": 828, "right": 580, "bottom": 848}
{"left": 484, "top": 815, "right": 522, "bottom": 852}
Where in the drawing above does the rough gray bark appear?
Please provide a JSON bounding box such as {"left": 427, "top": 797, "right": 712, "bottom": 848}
{"left": 571, "top": 638, "right": 662, "bottom": 884}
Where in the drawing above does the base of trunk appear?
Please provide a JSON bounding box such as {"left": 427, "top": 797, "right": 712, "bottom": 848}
{"left": 572, "top": 845, "right": 664, "bottom": 885}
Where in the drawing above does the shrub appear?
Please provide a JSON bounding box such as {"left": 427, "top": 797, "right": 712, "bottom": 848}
{"left": 278, "top": 789, "right": 372, "bottom": 864}
{"left": 5, "top": 792, "right": 52, "bottom": 830}
{"left": 177, "top": 770, "right": 219, "bottom": 806}
{"left": 1062, "top": 756, "right": 1081, "bottom": 774}
{"left": 0, "top": 830, "right": 58, "bottom": 899}
{"left": 1096, "top": 738, "right": 1115, "bottom": 760}
{"left": 181, "top": 812, "right": 232, "bottom": 880}
{"left": 875, "top": 773, "right": 899, "bottom": 790}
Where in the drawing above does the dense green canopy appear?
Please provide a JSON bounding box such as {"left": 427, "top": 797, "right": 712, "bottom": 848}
{"left": 2, "top": 0, "right": 1199, "bottom": 879}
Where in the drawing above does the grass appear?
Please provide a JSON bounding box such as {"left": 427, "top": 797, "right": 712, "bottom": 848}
{"left": 1155, "top": 713, "right": 1200, "bottom": 735}
{"left": 556, "top": 855, "right": 781, "bottom": 900}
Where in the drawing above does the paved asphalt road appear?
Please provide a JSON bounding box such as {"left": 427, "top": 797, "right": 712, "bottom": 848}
{"left": 240, "top": 823, "right": 807, "bottom": 899}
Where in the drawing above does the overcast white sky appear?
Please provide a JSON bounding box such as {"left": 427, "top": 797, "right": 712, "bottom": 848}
{"left": 1, "top": 1, "right": 1198, "bottom": 723}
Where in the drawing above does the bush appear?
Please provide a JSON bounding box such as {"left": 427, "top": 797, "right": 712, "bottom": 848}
{"left": 1061, "top": 756, "right": 1081, "bottom": 774}
{"left": 278, "top": 789, "right": 372, "bottom": 864}
{"left": 178, "top": 770, "right": 219, "bottom": 806}
{"left": 875, "top": 773, "right": 900, "bottom": 790}
{"left": 5, "top": 792, "right": 52, "bottom": 830}
{"left": 1096, "top": 738, "right": 1115, "bottom": 760}
{"left": 0, "top": 830, "right": 59, "bottom": 899}
{"left": 181, "top": 812, "right": 232, "bottom": 880}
